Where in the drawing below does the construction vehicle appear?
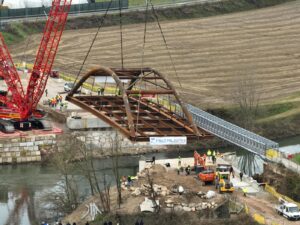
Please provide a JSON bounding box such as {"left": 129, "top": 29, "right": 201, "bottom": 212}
{"left": 194, "top": 150, "right": 216, "bottom": 185}
{"left": 275, "top": 198, "right": 300, "bottom": 220}
{"left": 198, "top": 169, "right": 215, "bottom": 185}
{"left": 194, "top": 150, "right": 206, "bottom": 172}
{"left": 216, "top": 164, "right": 234, "bottom": 193}
{"left": 0, "top": 0, "right": 72, "bottom": 131}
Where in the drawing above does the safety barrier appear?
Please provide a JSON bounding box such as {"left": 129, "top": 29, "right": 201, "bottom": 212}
{"left": 244, "top": 184, "right": 300, "bottom": 225}
{"left": 265, "top": 184, "right": 300, "bottom": 208}
{"left": 252, "top": 213, "right": 265, "bottom": 224}
{"left": 244, "top": 185, "right": 300, "bottom": 224}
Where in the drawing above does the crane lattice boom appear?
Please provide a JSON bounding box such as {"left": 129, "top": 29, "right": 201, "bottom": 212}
{"left": 0, "top": 0, "right": 72, "bottom": 120}
{"left": 25, "top": 0, "right": 72, "bottom": 118}
{"left": 0, "top": 34, "right": 25, "bottom": 111}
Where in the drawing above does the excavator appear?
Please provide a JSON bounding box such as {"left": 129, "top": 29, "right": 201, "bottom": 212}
{"left": 194, "top": 150, "right": 215, "bottom": 185}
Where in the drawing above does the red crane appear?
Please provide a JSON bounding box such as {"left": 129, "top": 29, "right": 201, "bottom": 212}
{"left": 0, "top": 0, "right": 72, "bottom": 121}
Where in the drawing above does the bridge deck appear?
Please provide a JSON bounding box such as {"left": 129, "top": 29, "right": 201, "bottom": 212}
{"left": 67, "top": 95, "right": 211, "bottom": 141}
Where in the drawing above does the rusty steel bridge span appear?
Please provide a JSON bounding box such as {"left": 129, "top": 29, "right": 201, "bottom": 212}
{"left": 66, "top": 66, "right": 279, "bottom": 156}
{"left": 66, "top": 66, "right": 211, "bottom": 142}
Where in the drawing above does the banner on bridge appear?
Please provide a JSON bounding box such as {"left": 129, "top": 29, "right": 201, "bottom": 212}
{"left": 149, "top": 136, "right": 187, "bottom": 145}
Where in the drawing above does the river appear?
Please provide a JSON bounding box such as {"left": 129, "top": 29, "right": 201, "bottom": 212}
{"left": 0, "top": 135, "right": 299, "bottom": 225}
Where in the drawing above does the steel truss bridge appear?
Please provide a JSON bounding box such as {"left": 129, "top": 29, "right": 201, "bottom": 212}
{"left": 66, "top": 66, "right": 278, "bottom": 156}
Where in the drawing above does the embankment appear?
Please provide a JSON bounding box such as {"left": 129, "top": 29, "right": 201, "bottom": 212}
{"left": 1, "top": 0, "right": 294, "bottom": 45}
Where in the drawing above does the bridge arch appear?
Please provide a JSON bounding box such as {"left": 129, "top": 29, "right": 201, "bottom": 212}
{"left": 67, "top": 66, "right": 211, "bottom": 141}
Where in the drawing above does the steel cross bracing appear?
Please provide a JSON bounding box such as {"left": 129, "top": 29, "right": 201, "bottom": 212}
{"left": 185, "top": 104, "right": 279, "bottom": 156}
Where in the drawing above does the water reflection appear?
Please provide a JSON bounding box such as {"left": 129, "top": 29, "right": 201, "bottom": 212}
{"left": 0, "top": 156, "right": 139, "bottom": 225}
{"left": 1, "top": 188, "right": 38, "bottom": 225}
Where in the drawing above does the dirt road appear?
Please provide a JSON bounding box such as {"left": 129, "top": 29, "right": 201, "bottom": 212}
{"left": 10, "top": 1, "right": 300, "bottom": 107}
{"left": 239, "top": 191, "right": 297, "bottom": 225}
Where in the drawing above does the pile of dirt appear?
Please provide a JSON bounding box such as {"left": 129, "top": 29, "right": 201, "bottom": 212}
{"left": 65, "top": 165, "right": 253, "bottom": 225}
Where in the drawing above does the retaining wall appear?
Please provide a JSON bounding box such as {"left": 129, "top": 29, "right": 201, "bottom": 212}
{"left": 0, "top": 133, "right": 57, "bottom": 164}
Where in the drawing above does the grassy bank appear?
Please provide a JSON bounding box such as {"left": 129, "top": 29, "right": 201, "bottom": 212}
{"left": 293, "top": 154, "right": 300, "bottom": 165}
{"left": 1, "top": 0, "right": 295, "bottom": 46}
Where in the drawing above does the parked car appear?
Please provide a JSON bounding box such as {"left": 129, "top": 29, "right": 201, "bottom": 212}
{"left": 0, "top": 119, "right": 15, "bottom": 133}
{"left": 275, "top": 200, "right": 300, "bottom": 220}
{"left": 64, "top": 82, "right": 80, "bottom": 93}
{"left": 64, "top": 82, "right": 74, "bottom": 92}
{"left": 49, "top": 70, "right": 59, "bottom": 78}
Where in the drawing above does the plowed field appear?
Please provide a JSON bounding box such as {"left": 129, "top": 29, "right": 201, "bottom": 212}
{"left": 11, "top": 1, "right": 300, "bottom": 107}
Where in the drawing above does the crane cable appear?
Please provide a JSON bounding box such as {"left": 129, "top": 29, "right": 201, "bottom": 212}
{"left": 119, "top": 0, "right": 124, "bottom": 68}
{"left": 149, "top": 0, "right": 182, "bottom": 89}
{"left": 73, "top": 0, "right": 113, "bottom": 86}
{"left": 135, "top": 0, "right": 149, "bottom": 134}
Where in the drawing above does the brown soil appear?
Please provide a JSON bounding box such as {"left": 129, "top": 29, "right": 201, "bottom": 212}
{"left": 64, "top": 164, "right": 297, "bottom": 225}
{"left": 240, "top": 192, "right": 296, "bottom": 225}
{"left": 10, "top": 1, "right": 300, "bottom": 108}
{"left": 64, "top": 165, "right": 225, "bottom": 224}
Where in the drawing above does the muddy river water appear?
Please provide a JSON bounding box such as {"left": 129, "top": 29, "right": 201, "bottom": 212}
{"left": 0, "top": 135, "right": 299, "bottom": 225}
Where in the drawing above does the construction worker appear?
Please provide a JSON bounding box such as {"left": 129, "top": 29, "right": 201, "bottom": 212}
{"left": 230, "top": 166, "right": 235, "bottom": 178}
{"left": 215, "top": 173, "right": 219, "bottom": 189}
{"left": 152, "top": 156, "right": 156, "bottom": 165}
{"left": 100, "top": 87, "right": 105, "bottom": 95}
{"left": 207, "top": 149, "right": 212, "bottom": 161}
{"left": 212, "top": 150, "right": 216, "bottom": 164}
{"left": 127, "top": 176, "right": 132, "bottom": 186}
{"left": 60, "top": 102, "right": 64, "bottom": 111}
{"left": 239, "top": 171, "right": 244, "bottom": 181}
{"left": 185, "top": 165, "right": 191, "bottom": 175}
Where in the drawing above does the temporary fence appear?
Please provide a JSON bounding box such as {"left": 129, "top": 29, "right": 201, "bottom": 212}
{"left": 0, "top": 0, "right": 128, "bottom": 19}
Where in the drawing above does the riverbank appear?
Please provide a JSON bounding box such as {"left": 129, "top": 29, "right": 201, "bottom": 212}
{"left": 63, "top": 163, "right": 258, "bottom": 225}
{"left": 62, "top": 154, "right": 300, "bottom": 225}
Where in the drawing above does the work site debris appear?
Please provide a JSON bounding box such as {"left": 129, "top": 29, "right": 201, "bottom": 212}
{"left": 206, "top": 190, "right": 216, "bottom": 199}
{"left": 140, "top": 197, "right": 160, "bottom": 213}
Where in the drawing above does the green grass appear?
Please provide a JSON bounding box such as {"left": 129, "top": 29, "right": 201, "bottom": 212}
{"left": 257, "top": 102, "right": 296, "bottom": 119}
{"left": 292, "top": 154, "right": 300, "bottom": 165}
{"left": 1, "top": 22, "right": 40, "bottom": 45}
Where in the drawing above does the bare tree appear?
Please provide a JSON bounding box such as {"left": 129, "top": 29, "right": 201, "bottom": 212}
{"left": 145, "top": 168, "right": 160, "bottom": 213}
{"left": 46, "top": 134, "right": 80, "bottom": 214}
{"left": 110, "top": 132, "right": 123, "bottom": 208}
{"left": 75, "top": 132, "right": 111, "bottom": 213}
{"left": 231, "top": 73, "right": 261, "bottom": 129}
